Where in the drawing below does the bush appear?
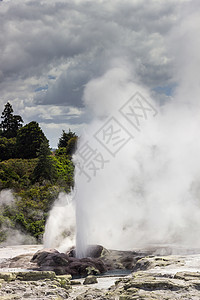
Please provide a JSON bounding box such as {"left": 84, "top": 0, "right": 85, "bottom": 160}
{"left": 0, "top": 159, "right": 37, "bottom": 191}
{"left": 0, "top": 137, "right": 16, "bottom": 161}
{"left": 52, "top": 154, "right": 75, "bottom": 191}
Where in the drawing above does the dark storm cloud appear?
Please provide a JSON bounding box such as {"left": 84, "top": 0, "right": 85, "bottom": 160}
{"left": 34, "top": 0, "right": 180, "bottom": 108}
{"left": 35, "top": 62, "right": 92, "bottom": 108}
{"left": 0, "top": 1, "right": 88, "bottom": 80}
{"left": 0, "top": 1, "right": 179, "bottom": 101}
{"left": 0, "top": 0, "right": 192, "bottom": 146}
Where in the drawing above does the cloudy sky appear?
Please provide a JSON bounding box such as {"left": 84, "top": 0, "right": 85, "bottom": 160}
{"left": 0, "top": 0, "right": 198, "bottom": 147}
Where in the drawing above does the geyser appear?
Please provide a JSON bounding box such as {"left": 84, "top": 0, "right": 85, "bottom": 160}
{"left": 43, "top": 2, "right": 200, "bottom": 259}
{"left": 74, "top": 66, "right": 200, "bottom": 258}
{"left": 73, "top": 5, "right": 200, "bottom": 258}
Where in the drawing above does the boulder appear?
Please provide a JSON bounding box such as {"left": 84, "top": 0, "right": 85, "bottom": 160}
{"left": 30, "top": 248, "right": 107, "bottom": 277}
{"left": 68, "top": 244, "right": 106, "bottom": 258}
{"left": 86, "top": 245, "right": 104, "bottom": 258}
{"left": 83, "top": 275, "right": 98, "bottom": 285}
{"left": 31, "top": 248, "right": 59, "bottom": 265}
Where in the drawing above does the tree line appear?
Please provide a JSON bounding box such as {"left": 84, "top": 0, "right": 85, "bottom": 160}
{"left": 0, "top": 102, "right": 78, "bottom": 243}
{"left": 0, "top": 102, "right": 77, "bottom": 160}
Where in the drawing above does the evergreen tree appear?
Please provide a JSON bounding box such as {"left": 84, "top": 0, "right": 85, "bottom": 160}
{"left": 16, "top": 121, "right": 47, "bottom": 159}
{"left": 0, "top": 102, "right": 23, "bottom": 138}
{"left": 33, "top": 140, "right": 57, "bottom": 183}
{"left": 58, "top": 129, "right": 76, "bottom": 148}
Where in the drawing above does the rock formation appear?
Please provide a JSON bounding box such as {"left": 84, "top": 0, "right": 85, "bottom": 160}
{"left": 31, "top": 247, "right": 107, "bottom": 276}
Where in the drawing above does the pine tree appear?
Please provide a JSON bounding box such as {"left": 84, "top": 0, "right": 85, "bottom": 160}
{"left": 16, "top": 121, "right": 47, "bottom": 159}
{"left": 57, "top": 129, "right": 78, "bottom": 156}
{"left": 58, "top": 129, "right": 76, "bottom": 148}
{"left": 33, "top": 139, "right": 57, "bottom": 183}
{"left": 0, "top": 102, "right": 23, "bottom": 138}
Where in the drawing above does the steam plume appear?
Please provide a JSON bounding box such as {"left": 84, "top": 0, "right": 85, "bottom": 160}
{"left": 44, "top": 2, "right": 200, "bottom": 257}
{"left": 74, "top": 6, "right": 200, "bottom": 256}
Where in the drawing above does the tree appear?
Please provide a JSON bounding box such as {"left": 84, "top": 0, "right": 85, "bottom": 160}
{"left": 57, "top": 129, "right": 78, "bottom": 156}
{"left": 33, "top": 139, "right": 57, "bottom": 183}
{"left": 16, "top": 121, "right": 47, "bottom": 159}
{"left": 58, "top": 129, "right": 76, "bottom": 148}
{"left": 0, "top": 102, "right": 23, "bottom": 138}
{"left": 66, "top": 136, "right": 78, "bottom": 155}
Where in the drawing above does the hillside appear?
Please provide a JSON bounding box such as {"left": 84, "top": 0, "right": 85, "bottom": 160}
{"left": 0, "top": 153, "right": 75, "bottom": 244}
{"left": 0, "top": 102, "right": 77, "bottom": 245}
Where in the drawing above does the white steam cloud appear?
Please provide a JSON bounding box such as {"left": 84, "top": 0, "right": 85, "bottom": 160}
{"left": 74, "top": 70, "right": 200, "bottom": 257}
{"left": 43, "top": 192, "right": 75, "bottom": 252}
{"left": 0, "top": 189, "right": 37, "bottom": 246}
{"left": 44, "top": 1, "right": 200, "bottom": 257}
{"left": 74, "top": 4, "right": 200, "bottom": 257}
{"left": 0, "top": 189, "right": 15, "bottom": 206}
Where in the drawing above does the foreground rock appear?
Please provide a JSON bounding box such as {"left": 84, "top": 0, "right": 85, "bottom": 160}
{"left": 71, "top": 254, "right": 200, "bottom": 299}
{"left": 105, "top": 270, "right": 200, "bottom": 300}
{"left": 0, "top": 244, "right": 155, "bottom": 276}
{"left": 2, "top": 246, "right": 200, "bottom": 299}
{"left": 31, "top": 247, "right": 107, "bottom": 277}
{"left": 0, "top": 270, "right": 71, "bottom": 299}
{"left": 30, "top": 245, "right": 155, "bottom": 277}
{"left": 2, "top": 267, "right": 200, "bottom": 299}
{"left": 74, "top": 265, "right": 200, "bottom": 299}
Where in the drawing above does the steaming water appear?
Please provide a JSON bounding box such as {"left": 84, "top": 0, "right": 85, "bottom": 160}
{"left": 73, "top": 5, "right": 200, "bottom": 258}
{"left": 43, "top": 2, "right": 200, "bottom": 258}
{"left": 74, "top": 86, "right": 200, "bottom": 258}
{"left": 43, "top": 192, "right": 75, "bottom": 252}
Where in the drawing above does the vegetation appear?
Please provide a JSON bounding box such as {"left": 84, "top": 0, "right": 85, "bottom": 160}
{"left": 0, "top": 137, "right": 16, "bottom": 161}
{"left": 32, "top": 139, "right": 57, "bottom": 184}
{"left": 16, "top": 121, "right": 48, "bottom": 159}
{"left": 58, "top": 129, "right": 76, "bottom": 148}
{"left": 57, "top": 129, "right": 78, "bottom": 156}
{"left": 0, "top": 102, "right": 23, "bottom": 138}
{"left": 0, "top": 102, "right": 78, "bottom": 244}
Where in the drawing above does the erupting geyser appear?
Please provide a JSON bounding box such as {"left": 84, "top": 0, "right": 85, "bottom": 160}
{"left": 74, "top": 74, "right": 200, "bottom": 258}
{"left": 44, "top": 3, "right": 200, "bottom": 258}
{"left": 73, "top": 5, "right": 200, "bottom": 257}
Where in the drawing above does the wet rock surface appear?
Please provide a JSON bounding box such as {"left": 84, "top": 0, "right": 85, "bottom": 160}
{"left": 0, "top": 271, "right": 70, "bottom": 299}
{"left": 2, "top": 246, "right": 200, "bottom": 298}
{"left": 105, "top": 271, "right": 199, "bottom": 299}
{"left": 31, "top": 247, "right": 107, "bottom": 276}
{"left": 27, "top": 245, "right": 151, "bottom": 277}
{"left": 72, "top": 259, "right": 200, "bottom": 299}
{"left": 0, "top": 245, "right": 155, "bottom": 276}
{"left": 0, "top": 279, "right": 70, "bottom": 299}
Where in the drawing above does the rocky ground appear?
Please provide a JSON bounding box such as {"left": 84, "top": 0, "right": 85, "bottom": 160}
{"left": 1, "top": 245, "right": 200, "bottom": 299}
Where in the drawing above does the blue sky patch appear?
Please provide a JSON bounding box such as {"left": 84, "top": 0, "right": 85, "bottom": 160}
{"left": 35, "top": 85, "right": 48, "bottom": 92}
{"left": 153, "top": 84, "right": 177, "bottom": 96}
